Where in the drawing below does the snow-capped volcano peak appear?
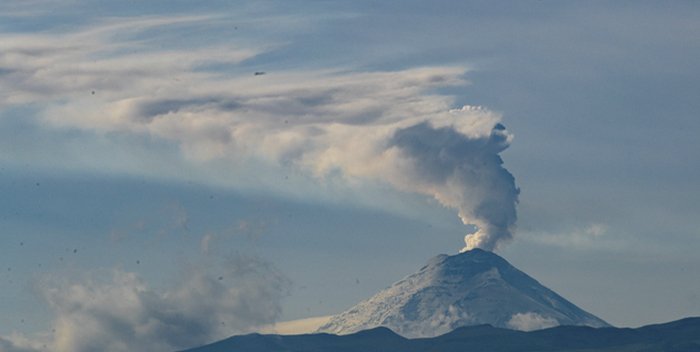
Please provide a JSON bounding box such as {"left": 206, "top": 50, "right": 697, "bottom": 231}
{"left": 317, "top": 249, "right": 609, "bottom": 338}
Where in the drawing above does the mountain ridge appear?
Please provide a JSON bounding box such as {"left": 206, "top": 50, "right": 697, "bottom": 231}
{"left": 182, "top": 317, "right": 700, "bottom": 352}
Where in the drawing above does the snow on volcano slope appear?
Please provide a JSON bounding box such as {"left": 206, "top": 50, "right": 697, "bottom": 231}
{"left": 317, "top": 249, "right": 609, "bottom": 338}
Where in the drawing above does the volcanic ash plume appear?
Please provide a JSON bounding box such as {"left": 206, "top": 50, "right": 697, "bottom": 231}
{"left": 16, "top": 36, "right": 520, "bottom": 252}
{"left": 388, "top": 122, "right": 519, "bottom": 252}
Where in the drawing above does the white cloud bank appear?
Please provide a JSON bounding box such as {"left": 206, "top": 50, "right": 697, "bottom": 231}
{"left": 0, "top": 15, "right": 517, "bottom": 251}
{"left": 506, "top": 312, "right": 559, "bottom": 332}
{"left": 0, "top": 255, "right": 289, "bottom": 352}
{"left": 258, "top": 316, "right": 333, "bottom": 335}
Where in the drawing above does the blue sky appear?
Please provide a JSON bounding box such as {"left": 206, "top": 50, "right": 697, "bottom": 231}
{"left": 1, "top": 1, "right": 699, "bottom": 351}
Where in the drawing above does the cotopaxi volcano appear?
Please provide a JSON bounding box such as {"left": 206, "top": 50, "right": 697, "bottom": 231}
{"left": 317, "top": 248, "right": 609, "bottom": 338}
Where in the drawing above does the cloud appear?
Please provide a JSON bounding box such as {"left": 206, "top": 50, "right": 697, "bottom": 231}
{"left": 506, "top": 312, "right": 559, "bottom": 332}
{"left": 200, "top": 234, "right": 213, "bottom": 255}
{"left": 0, "top": 15, "right": 518, "bottom": 251}
{"left": 0, "top": 15, "right": 257, "bottom": 107}
{"left": 258, "top": 316, "right": 333, "bottom": 335}
{"left": 522, "top": 223, "right": 620, "bottom": 250}
{"left": 2, "top": 255, "right": 289, "bottom": 352}
{"left": 108, "top": 202, "right": 191, "bottom": 243}
{"left": 200, "top": 220, "right": 268, "bottom": 256}
{"left": 0, "top": 335, "right": 44, "bottom": 352}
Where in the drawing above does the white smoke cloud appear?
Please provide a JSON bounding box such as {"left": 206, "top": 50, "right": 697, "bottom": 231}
{"left": 387, "top": 121, "right": 519, "bottom": 251}
{"left": 0, "top": 15, "right": 518, "bottom": 251}
{"left": 506, "top": 312, "right": 559, "bottom": 332}
{"left": 1, "top": 255, "right": 289, "bottom": 352}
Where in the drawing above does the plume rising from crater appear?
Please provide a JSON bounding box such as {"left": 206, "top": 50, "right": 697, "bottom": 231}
{"left": 386, "top": 121, "right": 519, "bottom": 251}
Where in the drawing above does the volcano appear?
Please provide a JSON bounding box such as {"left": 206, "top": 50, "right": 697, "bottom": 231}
{"left": 317, "top": 248, "right": 609, "bottom": 338}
